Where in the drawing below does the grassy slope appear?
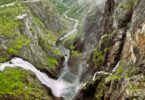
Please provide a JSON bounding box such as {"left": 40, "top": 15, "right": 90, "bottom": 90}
{"left": 0, "top": 68, "right": 53, "bottom": 100}
{"left": 0, "top": 0, "right": 15, "bottom": 5}
{"left": 0, "top": 4, "right": 31, "bottom": 63}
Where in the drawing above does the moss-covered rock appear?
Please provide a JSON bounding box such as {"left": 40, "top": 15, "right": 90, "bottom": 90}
{"left": 76, "top": 0, "right": 145, "bottom": 99}
{"left": 0, "top": 67, "right": 54, "bottom": 100}
{"left": 24, "top": 0, "right": 63, "bottom": 33}
{"left": 0, "top": 1, "right": 64, "bottom": 76}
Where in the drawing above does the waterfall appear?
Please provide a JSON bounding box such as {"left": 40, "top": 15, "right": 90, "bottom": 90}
{"left": 0, "top": 10, "right": 81, "bottom": 100}
{"left": 0, "top": 57, "right": 81, "bottom": 100}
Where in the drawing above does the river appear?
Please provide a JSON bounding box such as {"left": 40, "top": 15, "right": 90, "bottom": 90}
{"left": 0, "top": 11, "right": 80, "bottom": 100}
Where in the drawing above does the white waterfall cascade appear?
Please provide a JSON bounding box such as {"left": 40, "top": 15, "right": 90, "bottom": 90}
{"left": 0, "top": 10, "right": 81, "bottom": 100}
{"left": 0, "top": 57, "right": 81, "bottom": 99}
{"left": 0, "top": 0, "right": 109, "bottom": 99}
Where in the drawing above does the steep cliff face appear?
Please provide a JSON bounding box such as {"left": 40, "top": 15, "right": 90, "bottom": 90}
{"left": 82, "top": 5, "right": 103, "bottom": 52}
{"left": 1, "top": 0, "right": 145, "bottom": 99}
{"left": 0, "top": 0, "right": 63, "bottom": 77}
{"left": 0, "top": 0, "right": 65, "bottom": 99}
{"left": 77, "top": 0, "right": 145, "bottom": 99}
{"left": 25, "top": 0, "right": 62, "bottom": 33}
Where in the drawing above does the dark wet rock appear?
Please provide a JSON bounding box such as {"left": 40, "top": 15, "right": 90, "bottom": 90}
{"left": 76, "top": 0, "right": 145, "bottom": 99}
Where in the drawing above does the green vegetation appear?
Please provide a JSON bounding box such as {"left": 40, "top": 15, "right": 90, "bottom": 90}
{"left": 106, "top": 65, "right": 124, "bottom": 81}
{"left": 60, "top": 0, "right": 77, "bottom": 6}
{"left": 0, "top": 4, "right": 24, "bottom": 37}
{"left": 118, "top": 0, "right": 140, "bottom": 11}
{"left": 0, "top": 57, "right": 8, "bottom": 63}
{"left": 67, "top": 3, "right": 86, "bottom": 19}
{"left": 0, "top": 1, "right": 60, "bottom": 72}
{"left": 95, "top": 80, "right": 106, "bottom": 100}
{"left": 105, "top": 62, "right": 140, "bottom": 82}
{"left": 93, "top": 49, "right": 104, "bottom": 64}
{"left": 93, "top": 48, "right": 106, "bottom": 68}
{"left": 50, "top": 0, "right": 68, "bottom": 14}
{"left": 32, "top": 12, "right": 61, "bottom": 56}
{"left": 126, "top": 75, "right": 145, "bottom": 97}
{"left": 0, "top": 19, "right": 18, "bottom": 37}
{"left": 63, "top": 30, "right": 78, "bottom": 46}
{"left": 70, "top": 45, "right": 80, "bottom": 57}
{"left": 0, "top": 4, "right": 31, "bottom": 62}
{"left": 32, "top": 11, "right": 63, "bottom": 65}
{"left": 0, "top": 68, "right": 53, "bottom": 100}
{"left": 0, "top": 0, "right": 15, "bottom": 5}
{"left": 51, "top": 48, "right": 62, "bottom": 56}
{"left": 46, "top": 57, "right": 58, "bottom": 70}
{"left": 40, "top": 34, "right": 56, "bottom": 47}
{"left": 7, "top": 35, "right": 31, "bottom": 54}
{"left": 32, "top": 14, "right": 46, "bottom": 32}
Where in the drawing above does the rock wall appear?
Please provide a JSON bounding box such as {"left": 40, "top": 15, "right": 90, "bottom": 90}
{"left": 25, "top": 0, "right": 62, "bottom": 33}
{"left": 0, "top": 0, "right": 63, "bottom": 77}
{"left": 76, "top": 0, "right": 145, "bottom": 99}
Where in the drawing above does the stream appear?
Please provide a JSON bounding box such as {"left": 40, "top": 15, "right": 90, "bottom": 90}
{"left": 0, "top": 11, "right": 80, "bottom": 100}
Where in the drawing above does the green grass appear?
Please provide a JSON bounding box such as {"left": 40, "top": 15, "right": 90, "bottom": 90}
{"left": 0, "top": 1, "right": 60, "bottom": 71}
{"left": 70, "top": 45, "right": 80, "bottom": 57}
{"left": 0, "top": 68, "right": 53, "bottom": 99}
{"left": 7, "top": 35, "right": 31, "bottom": 54}
{"left": 0, "top": 57, "right": 8, "bottom": 63}
{"left": 0, "top": 4, "right": 24, "bottom": 37}
{"left": 0, "top": 4, "right": 27, "bottom": 62}
{"left": 46, "top": 57, "right": 58, "bottom": 70}
{"left": 93, "top": 48, "right": 104, "bottom": 66}
{"left": 118, "top": 0, "right": 139, "bottom": 11}
{"left": 0, "top": 0, "right": 15, "bottom": 5}
{"left": 32, "top": 12, "right": 58, "bottom": 51}
{"left": 0, "top": 68, "right": 28, "bottom": 95}
{"left": 0, "top": 4, "right": 31, "bottom": 55}
{"left": 105, "top": 65, "right": 124, "bottom": 82}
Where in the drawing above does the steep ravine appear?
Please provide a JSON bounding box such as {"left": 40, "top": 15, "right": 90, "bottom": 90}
{"left": 1, "top": 0, "right": 145, "bottom": 100}
{"left": 75, "top": 0, "right": 145, "bottom": 100}
{"left": 0, "top": 6, "right": 80, "bottom": 100}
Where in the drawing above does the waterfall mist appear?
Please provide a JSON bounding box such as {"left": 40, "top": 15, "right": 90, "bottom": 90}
{"left": 0, "top": 0, "right": 107, "bottom": 99}
{"left": 0, "top": 57, "right": 82, "bottom": 100}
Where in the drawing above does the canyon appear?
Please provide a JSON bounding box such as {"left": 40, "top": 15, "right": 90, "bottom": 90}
{"left": 0, "top": 0, "right": 145, "bottom": 100}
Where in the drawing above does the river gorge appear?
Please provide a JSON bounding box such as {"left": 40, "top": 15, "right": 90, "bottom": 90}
{"left": 1, "top": 0, "right": 145, "bottom": 100}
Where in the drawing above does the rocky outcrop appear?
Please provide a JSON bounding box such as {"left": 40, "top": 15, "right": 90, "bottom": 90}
{"left": 1, "top": 0, "right": 145, "bottom": 99}
{"left": 82, "top": 7, "right": 103, "bottom": 52}
{"left": 25, "top": 0, "right": 62, "bottom": 33}
{"left": 0, "top": 0, "right": 63, "bottom": 77}
{"left": 0, "top": 67, "right": 57, "bottom": 100}
{"left": 76, "top": 0, "right": 145, "bottom": 99}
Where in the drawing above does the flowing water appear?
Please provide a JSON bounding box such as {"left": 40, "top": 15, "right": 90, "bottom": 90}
{"left": 0, "top": 0, "right": 110, "bottom": 99}
{"left": 0, "top": 11, "right": 81, "bottom": 100}
{"left": 0, "top": 57, "right": 80, "bottom": 100}
{"left": 59, "top": 11, "right": 79, "bottom": 41}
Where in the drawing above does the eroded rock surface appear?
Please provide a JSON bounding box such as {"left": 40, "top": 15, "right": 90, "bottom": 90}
{"left": 76, "top": 0, "right": 145, "bottom": 99}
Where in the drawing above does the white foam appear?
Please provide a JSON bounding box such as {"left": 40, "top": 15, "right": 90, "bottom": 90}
{"left": 0, "top": 57, "right": 79, "bottom": 99}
